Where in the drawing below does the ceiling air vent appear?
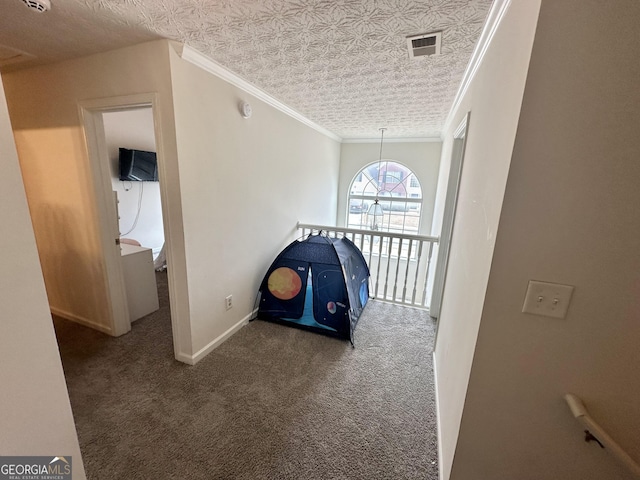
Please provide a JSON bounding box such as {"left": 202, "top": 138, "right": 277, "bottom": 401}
{"left": 407, "top": 32, "right": 442, "bottom": 59}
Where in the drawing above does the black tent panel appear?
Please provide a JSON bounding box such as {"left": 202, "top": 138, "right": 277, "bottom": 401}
{"left": 281, "top": 236, "right": 339, "bottom": 264}
{"left": 312, "top": 265, "right": 349, "bottom": 334}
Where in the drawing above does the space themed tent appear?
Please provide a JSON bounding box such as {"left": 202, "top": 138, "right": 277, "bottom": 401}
{"left": 258, "top": 233, "right": 370, "bottom": 342}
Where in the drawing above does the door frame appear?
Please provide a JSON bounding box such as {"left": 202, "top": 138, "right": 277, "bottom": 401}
{"left": 430, "top": 112, "right": 471, "bottom": 320}
{"left": 78, "top": 93, "right": 166, "bottom": 337}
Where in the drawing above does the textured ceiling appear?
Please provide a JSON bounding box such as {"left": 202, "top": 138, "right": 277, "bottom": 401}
{"left": 0, "top": 0, "right": 493, "bottom": 139}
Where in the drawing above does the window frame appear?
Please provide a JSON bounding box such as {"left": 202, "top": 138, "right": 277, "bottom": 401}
{"left": 346, "top": 161, "right": 423, "bottom": 235}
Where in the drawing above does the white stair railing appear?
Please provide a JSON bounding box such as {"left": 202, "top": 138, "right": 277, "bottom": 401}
{"left": 565, "top": 393, "right": 640, "bottom": 478}
{"left": 297, "top": 222, "right": 439, "bottom": 310}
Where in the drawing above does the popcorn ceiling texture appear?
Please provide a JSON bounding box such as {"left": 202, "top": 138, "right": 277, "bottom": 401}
{"left": 1, "top": 0, "right": 492, "bottom": 138}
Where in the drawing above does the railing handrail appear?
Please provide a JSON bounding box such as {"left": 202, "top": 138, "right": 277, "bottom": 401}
{"left": 565, "top": 393, "right": 640, "bottom": 478}
{"left": 348, "top": 194, "right": 423, "bottom": 205}
{"left": 297, "top": 222, "right": 440, "bottom": 244}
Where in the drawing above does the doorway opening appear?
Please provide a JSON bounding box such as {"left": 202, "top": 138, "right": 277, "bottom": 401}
{"left": 103, "top": 107, "right": 167, "bottom": 323}
{"left": 79, "top": 94, "right": 177, "bottom": 354}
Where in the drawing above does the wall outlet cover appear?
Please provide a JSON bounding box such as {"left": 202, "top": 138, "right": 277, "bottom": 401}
{"left": 225, "top": 295, "right": 233, "bottom": 310}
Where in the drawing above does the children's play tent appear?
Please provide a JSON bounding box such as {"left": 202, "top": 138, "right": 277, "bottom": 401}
{"left": 258, "top": 233, "right": 370, "bottom": 342}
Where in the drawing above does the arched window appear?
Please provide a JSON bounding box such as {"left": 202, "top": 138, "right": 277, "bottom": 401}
{"left": 347, "top": 161, "right": 422, "bottom": 234}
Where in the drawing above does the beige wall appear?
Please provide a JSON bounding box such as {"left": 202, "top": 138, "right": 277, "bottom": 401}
{"left": 435, "top": 0, "right": 640, "bottom": 479}
{"left": 4, "top": 39, "right": 341, "bottom": 364}
{"left": 0, "top": 75, "right": 86, "bottom": 478}
{"left": 338, "top": 141, "right": 442, "bottom": 234}
{"left": 432, "top": 1, "right": 542, "bottom": 478}
{"left": 3, "top": 40, "right": 192, "bottom": 356}
{"left": 168, "top": 47, "right": 341, "bottom": 357}
{"left": 447, "top": 1, "right": 640, "bottom": 479}
{"left": 8, "top": 95, "right": 112, "bottom": 330}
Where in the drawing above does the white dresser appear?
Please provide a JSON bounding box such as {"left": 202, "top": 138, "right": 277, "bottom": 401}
{"left": 120, "top": 243, "right": 159, "bottom": 321}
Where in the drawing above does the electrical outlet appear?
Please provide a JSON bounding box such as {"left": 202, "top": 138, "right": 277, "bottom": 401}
{"left": 225, "top": 295, "right": 233, "bottom": 310}
{"left": 522, "top": 280, "right": 574, "bottom": 319}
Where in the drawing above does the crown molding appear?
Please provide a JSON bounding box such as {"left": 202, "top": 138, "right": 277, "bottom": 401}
{"left": 180, "top": 45, "right": 342, "bottom": 142}
{"left": 342, "top": 136, "right": 442, "bottom": 144}
{"left": 442, "top": 0, "right": 512, "bottom": 135}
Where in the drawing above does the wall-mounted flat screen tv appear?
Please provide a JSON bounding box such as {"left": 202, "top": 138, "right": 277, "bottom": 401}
{"left": 119, "top": 148, "right": 158, "bottom": 182}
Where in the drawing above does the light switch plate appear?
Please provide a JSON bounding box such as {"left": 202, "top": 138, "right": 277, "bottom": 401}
{"left": 522, "top": 280, "right": 574, "bottom": 319}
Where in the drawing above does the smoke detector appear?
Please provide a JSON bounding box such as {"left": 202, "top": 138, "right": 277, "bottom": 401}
{"left": 21, "top": 0, "right": 51, "bottom": 12}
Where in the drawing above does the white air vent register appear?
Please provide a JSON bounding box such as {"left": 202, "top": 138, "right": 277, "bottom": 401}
{"left": 407, "top": 32, "right": 442, "bottom": 59}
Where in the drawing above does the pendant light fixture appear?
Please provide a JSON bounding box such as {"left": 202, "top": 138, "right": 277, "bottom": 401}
{"left": 367, "top": 128, "right": 386, "bottom": 230}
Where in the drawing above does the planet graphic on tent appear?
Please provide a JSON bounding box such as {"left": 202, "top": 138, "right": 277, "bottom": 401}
{"left": 268, "top": 267, "right": 302, "bottom": 300}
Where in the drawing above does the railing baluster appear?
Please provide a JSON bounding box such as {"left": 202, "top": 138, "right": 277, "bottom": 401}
{"left": 422, "top": 241, "right": 435, "bottom": 308}
{"left": 365, "top": 233, "right": 372, "bottom": 294}
{"left": 412, "top": 240, "right": 424, "bottom": 305}
{"left": 375, "top": 233, "right": 384, "bottom": 298}
{"left": 393, "top": 238, "right": 403, "bottom": 302}
{"left": 383, "top": 236, "right": 394, "bottom": 300}
{"left": 297, "top": 223, "right": 439, "bottom": 310}
{"left": 403, "top": 239, "right": 413, "bottom": 304}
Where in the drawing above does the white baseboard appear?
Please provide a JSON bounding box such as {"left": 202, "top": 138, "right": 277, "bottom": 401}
{"left": 174, "top": 351, "right": 195, "bottom": 365}
{"left": 186, "top": 309, "right": 257, "bottom": 365}
{"left": 50, "top": 306, "right": 113, "bottom": 335}
{"left": 433, "top": 351, "right": 445, "bottom": 480}
{"left": 52, "top": 304, "right": 256, "bottom": 365}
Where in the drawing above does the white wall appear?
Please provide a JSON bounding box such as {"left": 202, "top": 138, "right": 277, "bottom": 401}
{"left": 447, "top": 1, "right": 640, "bottom": 479}
{"left": 432, "top": 1, "right": 542, "bottom": 478}
{"left": 103, "top": 107, "right": 164, "bottom": 255}
{"left": 0, "top": 75, "right": 86, "bottom": 478}
{"left": 338, "top": 141, "right": 442, "bottom": 234}
{"left": 168, "top": 46, "right": 341, "bottom": 359}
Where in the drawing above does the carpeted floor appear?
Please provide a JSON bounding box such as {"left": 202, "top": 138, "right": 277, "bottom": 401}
{"left": 53, "top": 271, "right": 438, "bottom": 479}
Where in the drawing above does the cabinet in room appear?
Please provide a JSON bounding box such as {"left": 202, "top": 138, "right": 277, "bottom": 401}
{"left": 120, "top": 243, "right": 159, "bottom": 321}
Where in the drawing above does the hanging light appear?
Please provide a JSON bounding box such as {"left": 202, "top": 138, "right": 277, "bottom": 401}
{"left": 367, "top": 128, "right": 386, "bottom": 230}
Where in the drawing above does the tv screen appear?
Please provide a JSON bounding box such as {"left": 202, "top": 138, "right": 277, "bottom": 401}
{"left": 119, "top": 148, "right": 158, "bottom": 182}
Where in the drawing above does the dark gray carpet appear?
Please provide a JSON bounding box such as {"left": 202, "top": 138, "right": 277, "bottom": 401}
{"left": 54, "top": 271, "right": 438, "bottom": 479}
